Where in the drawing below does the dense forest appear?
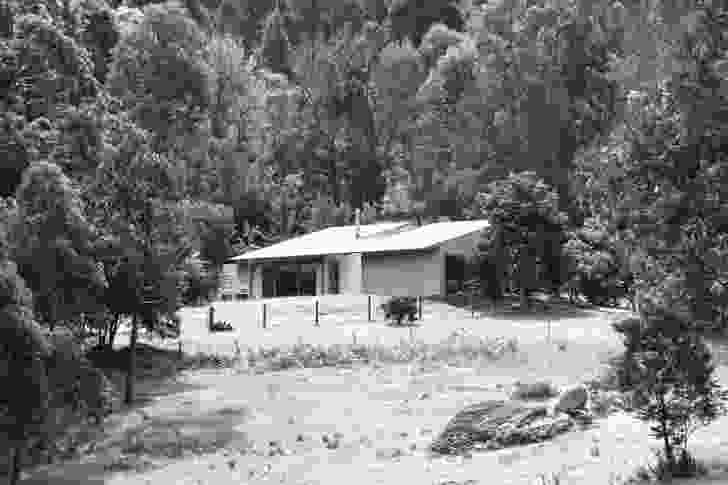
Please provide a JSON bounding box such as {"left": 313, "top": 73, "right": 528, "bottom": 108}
{"left": 0, "top": 0, "right": 727, "bottom": 481}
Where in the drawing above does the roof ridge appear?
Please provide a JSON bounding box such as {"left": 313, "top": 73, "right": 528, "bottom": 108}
{"left": 357, "top": 222, "right": 415, "bottom": 239}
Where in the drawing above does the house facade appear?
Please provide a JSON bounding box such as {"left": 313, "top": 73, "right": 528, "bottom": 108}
{"left": 221, "top": 219, "right": 490, "bottom": 300}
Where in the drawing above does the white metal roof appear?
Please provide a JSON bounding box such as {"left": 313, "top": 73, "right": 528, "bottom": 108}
{"left": 230, "top": 219, "right": 490, "bottom": 262}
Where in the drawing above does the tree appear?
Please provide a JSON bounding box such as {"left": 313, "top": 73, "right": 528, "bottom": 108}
{"left": 387, "top": 0, "right": 463, "bottom": 47}
{"left": 90, "top": 119, "right": 189, "bottom": 405}
{"left": 611, "top": 308, "right": 728, "bottom": 477}
{"left": 259, "top": 4, "right": 292, "bottom": 77}
{"left": 107, "top": 1, "right": 211, "bottom": 151}
{"left": 13, "top": 161, "right": 105, "bottom": 332}
{"left": 472, "top": 172, "right": 569, "bottom": 309}
{"left": 0, "top": 259, "right": 51, "bottom": 485}
{"left": 612, "top": 2, "right": 728, "bottom": 325}
{"left": 199, "top": 220, "right": 235, "bottom": 267}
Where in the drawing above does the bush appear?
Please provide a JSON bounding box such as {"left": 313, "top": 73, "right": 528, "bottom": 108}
{"left": 610, "top": 308, "right": 728, "bottom": 474}
{"left": 209, "top": 320, "right": 233, "bottom": 332}
{"left": 563, "top": 222, "right": 634, "bottom": 307}
{"left": 181, "top": 263, "right": 218, "bottom": 306}
{"left": 380, "top": 297, "right": 418, "bottom": 325}
{"left": 631, "top": 449, "right": 708, "bottom": 483}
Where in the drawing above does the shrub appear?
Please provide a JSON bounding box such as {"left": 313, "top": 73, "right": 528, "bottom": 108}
{"left": 209, "top": 320, "right": 233, "bottom": 332}
{"left": 381, "top": 297, "right": 418, "bottom": 325}
{"left": 631, "top": 449, "right": 709, "bottom": 483}
{"left": 610, "top": 308, "right": 728, "bottom": 474}
{"left": 181, "top": 263, "right": 218, "bottom": 306}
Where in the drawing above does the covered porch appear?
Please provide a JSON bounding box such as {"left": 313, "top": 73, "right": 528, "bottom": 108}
{"left": 248, "top": 256, "right": 343, "bottom": 299}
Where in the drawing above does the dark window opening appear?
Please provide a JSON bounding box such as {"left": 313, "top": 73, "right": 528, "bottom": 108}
{"left": 445, "top": 254, "right": 467, "bottom": 295}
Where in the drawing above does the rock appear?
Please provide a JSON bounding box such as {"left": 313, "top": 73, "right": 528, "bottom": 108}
{"left": 554, "top": 385, "right": 588, "bottom": 415}
{"left": 510, "top": 381, "right": 558, "bottom": 401}
{"left": 296, "top": 434, "right": 306, "bottom": 442}
{"left": 430, "top": 400, "right": 576, "bottom": 455}
{"left": 376, "top": 447, "right": 404, "bottom": 460}
{"left": 418, "top": 392, "right": 431, "bottom": 400}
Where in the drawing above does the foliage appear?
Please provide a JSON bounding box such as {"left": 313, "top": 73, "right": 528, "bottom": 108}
{"left": 381, "top": 296, "right": 418, "bottom": 325}
{"left": 388, "top": 0, "right": 464, "bottom": 46}
{"left": 12, "top": 161, "right": 105, "bottom": 331}
{"left": 89, "top": 118, "right": 189, "bottom": 403}
{"left": 180, "top": 261, "right": 218, "bottom": 306}
{"left": 563, "top": 218, "right": 633, "bottom": 306}
{"left": 473, "top": 172, "right": 569, "bottom": 307}
{"left": 107, "top": 1, "right": 211, "bottom": 148}
{"left": 0, "top": 253, "right": 52, "bottom": 485}
{"left": 198, "top": 220, "right": 235, "bottom": 267}
{"left": 610, "top": 309, "right": 728, "bottom": 473}
{"left": 259, "top": 5, "right": 291, "bottom": 77}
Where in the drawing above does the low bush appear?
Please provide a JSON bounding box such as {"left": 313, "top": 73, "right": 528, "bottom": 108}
{"left": 209, "top": 320, "right": 233, "bottom": 332}
{"left": 381, "top": 297, "right": 418, "bottom": 325}
{"left": 630, "top": 449, "right": 708, "bottom": 483}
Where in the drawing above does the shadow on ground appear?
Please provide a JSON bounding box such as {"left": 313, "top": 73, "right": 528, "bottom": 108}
{"left": 441, "top": 295, "right": 600, "bottom": 322}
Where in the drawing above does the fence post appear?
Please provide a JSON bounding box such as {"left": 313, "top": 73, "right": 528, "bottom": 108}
{"left": 178, "top": 341, "right": 183, "bottom": 360}
{"left": 208, "top": 306, "right": 215, "bottom": 331}
{"left": 546, "top": 317, "right": 551, "bottom": 345}
{"left": 418, "top": 297, "right": 423, "bottom": 321}
{"left": 314, "top": 300, "right": 320, "bottom": 326}
{"left": 262, "top": 303, "right": 267, "bottom": 329}
{"left": 368, "top": 295, "right": 373, "bottom": 322}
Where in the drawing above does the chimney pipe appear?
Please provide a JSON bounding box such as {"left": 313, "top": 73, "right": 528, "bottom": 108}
{"left": 355, "top": 208, "right": 361, "bottom": 239}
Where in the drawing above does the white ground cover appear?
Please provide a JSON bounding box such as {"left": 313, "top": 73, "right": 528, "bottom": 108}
{"left": 23, "top": 299, "right": 728, "bottom": 485}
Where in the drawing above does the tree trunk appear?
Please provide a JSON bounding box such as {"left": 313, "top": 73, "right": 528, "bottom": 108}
{"left": 659, "top": 395, "right": 675, "bottom": 469}
{"left": 107, "top": 315, "right": 121, "bottom": 351}
{"left": 10, "top": 443, "right": 23, "bottom": 485}
{"left": 124, "top": 315, "right": 138, "bottom": 405}
{"left": 280, "top": 196, "right": 288, "bottom": 237}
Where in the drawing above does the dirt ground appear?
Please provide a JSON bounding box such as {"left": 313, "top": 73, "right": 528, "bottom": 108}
{"left": 127, "top": 295, "right": 629, "bottom": 358}
{"left": 20, "top": 300, "right": 728, "bottom": 485}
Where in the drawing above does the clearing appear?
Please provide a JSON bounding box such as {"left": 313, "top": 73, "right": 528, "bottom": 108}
{"left": 20, "top": 297, "right": 728, "bottom": 485}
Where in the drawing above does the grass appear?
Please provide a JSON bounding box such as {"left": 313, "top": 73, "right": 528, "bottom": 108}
{"left": 201, "top": 332, "right": 520, "bottom": 374}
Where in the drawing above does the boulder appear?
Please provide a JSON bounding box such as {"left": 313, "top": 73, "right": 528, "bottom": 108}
{"left": 554, "top": 385, "right": 588, "bottom": 415}
{"left": 430, "top": 400, "right": 575, "bottom": 455}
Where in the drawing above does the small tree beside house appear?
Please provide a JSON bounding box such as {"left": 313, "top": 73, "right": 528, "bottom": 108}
{"left": 473, "top": 172, "right": 569, "bottom": 309}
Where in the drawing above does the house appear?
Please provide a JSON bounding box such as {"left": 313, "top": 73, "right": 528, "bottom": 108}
{"left": 221, "top": 218, "right": 490, "bottom": 299}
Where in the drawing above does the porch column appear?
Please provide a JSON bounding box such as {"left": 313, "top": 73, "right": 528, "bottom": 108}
{"left": 248, "top": 263, "right": 255, "bottom": 298}
{"left": 317, "top": 258, "right": 327, "bottom": 296}
{"left": 252, "top": 264, "right": 263, "bottom": 299}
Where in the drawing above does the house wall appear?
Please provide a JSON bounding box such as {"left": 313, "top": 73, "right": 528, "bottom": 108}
{"left": 242, "top": 229, "right": 485, "bottom": 299}
{"left": 362, "top": 250, "right": 442, "bottom": 297}
{"left": 436, "top": 229, "right": 486, "bottom": 295}
{"left": 438, "top": 230, "right": 484, "bottom": 258}
{"left": 332, "top": 253, "right": 362, "bottom": 294}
